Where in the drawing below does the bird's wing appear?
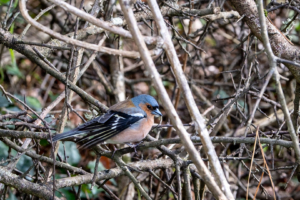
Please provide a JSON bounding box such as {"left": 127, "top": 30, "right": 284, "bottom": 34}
{"left": 52, "top": 99, "right": 146, "bottom": 147}
{"left": 75, "top": 110, "right": 145, "bottom": 148}
{"left": 52, "top": 111, "right": 115, "bottom": 142}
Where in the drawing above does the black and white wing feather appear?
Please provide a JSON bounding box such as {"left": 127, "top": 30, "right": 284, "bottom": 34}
{"left": 52, "top": 111, "right": 144, "bottom": 148}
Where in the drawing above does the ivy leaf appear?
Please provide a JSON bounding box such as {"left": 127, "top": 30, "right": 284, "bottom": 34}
{"left": 264, "top": 9, "right": 268, "bottom": 17}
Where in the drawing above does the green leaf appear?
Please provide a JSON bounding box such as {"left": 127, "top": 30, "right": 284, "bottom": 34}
{"left": 176, "top": 22, "right": 183, "bottom": 31}
{"left": 40, "top": 139, "right": 50, "bottom": 146}
{"left": 237, "top": 99, "right": 248, "bottom": 113}
{"left": 49, "top": 91, "right": 59, "bottom": 101}
{"left": 150, "top": 86, "right": 157, "bottom": 96}
{"left": 163, "top": 81, "right": 171, "bottom": 87}
{"left": 213, "top": 89, "right": 229, "bottom": 105}
{"left": 13, "top": 0, "right": 18, "bottom": 8}
{"left": 32, "top": 71, "right": 42, "bottom": 82}
{"left": 263, "top": 145, "right": 268, "bottom": 152}
{"left": 295, "top": 21, "right": 300, "bottom": 32}
{"left": 0, "top": 91, "right": 11, "bottom": 107}
{"left": 264, "top": 9, "right": 268, "bottom": 17}
{"left": 80, "top": 184, "right": 104, "bottom": 198}
{"left": 5, "top": 64, "right": 23, "bottom": 78}
{"left": 205, "top": 36, "right": 216, "bottom": 46}
{"left": 0, "top": 65, "right": 4, "bottom": 83}
{"left": 7, "top": 192, "right": 18, "bottom": 200}
{"left": 0, "top": 0, "right": 11, "bottom": 5}
{"left": 87, "top": 159, "right": 117, "bottom": 186}
{"left": 5, "top": 23, "right": 24, "bottom": 78}
{"left": 55, "top": 188, "right": 76, "bottom": 199}
{"left": 0, "top": 0, "right": 18, "bottom": 7}
{"left": 14, "top": 95, "right": 42, "bottom": 111}
{"left": 0, "top": 141, "right": 9, "bottom": 160}
{"left": 25, "top": 96, "right": 42, "bottom": 111}
{"left": 87, "top": 160, "right": 106, "bottom": 173}
{"left": 16, "top": 154, "right": 34, "bottom": 175}
{"left": 58, "top": 141, "right": 81, "bottom": 165}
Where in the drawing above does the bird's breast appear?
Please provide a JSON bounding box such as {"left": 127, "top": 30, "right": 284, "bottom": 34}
{"left": 106, "top": 117, "right": 154, "bottom": 144}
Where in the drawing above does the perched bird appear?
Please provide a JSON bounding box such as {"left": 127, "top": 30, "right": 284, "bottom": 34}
{"left": 52, "top": 94, "right": 162, "bottom": 149}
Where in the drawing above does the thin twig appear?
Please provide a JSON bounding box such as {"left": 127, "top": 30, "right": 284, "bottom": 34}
{"left": 257, "top": 0, "right": 300, "bottom": 165}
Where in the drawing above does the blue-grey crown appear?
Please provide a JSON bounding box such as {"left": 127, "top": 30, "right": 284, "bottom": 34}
{"left": 131, "top": 94, "right": 159, "bottom": 108}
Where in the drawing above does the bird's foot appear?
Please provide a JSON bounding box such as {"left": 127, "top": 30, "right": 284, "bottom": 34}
{"left": 111, "top": 145, "right": 118, "bottom": 158}
{"left": 126, "top": 141, "right": 143, "bottom": 154}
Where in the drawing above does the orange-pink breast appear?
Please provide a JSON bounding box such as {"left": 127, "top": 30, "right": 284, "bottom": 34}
{"left": 106, "top": 116, "right": 154, "bottom": 144}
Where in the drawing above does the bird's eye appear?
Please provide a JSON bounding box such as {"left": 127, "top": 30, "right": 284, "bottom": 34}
{"left": 147, "top": 105, "right": 152, "bottom": 110}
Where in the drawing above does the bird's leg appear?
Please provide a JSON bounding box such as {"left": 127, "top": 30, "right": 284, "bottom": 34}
{"left": 111, "top": 145, "right": 118, "bottom": 158}
{"left": 126, "top": 141, "right": 144, "bottom": 154}
{"left": 135, "top": 140, "right": 144, "bottom": 147}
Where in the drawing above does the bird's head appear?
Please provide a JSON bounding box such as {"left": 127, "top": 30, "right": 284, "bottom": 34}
{"left": 131, "top": 94, "right": 162, "bottom": 117}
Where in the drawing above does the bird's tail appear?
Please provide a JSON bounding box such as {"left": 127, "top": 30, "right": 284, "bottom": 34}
{"left": 52, "top": 128, "right": 85, "bottom": 142}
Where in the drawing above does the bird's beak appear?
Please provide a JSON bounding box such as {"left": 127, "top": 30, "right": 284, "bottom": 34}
{"left": 152, "top": 108, "right": 162, "bottom": 117}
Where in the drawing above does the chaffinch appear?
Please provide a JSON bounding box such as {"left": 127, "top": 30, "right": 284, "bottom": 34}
{"left": 52, "top": 94, "right": 162, "bottom": 148}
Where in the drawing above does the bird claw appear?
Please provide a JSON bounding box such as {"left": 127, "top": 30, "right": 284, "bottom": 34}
{"left": 126, "top": 141, "right": 143, "bottom": 154}
{"left": 111, "top": 145, "right": 118, "bottom": 158}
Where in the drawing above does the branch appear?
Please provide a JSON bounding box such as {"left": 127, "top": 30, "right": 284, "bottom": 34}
{"left": 0, "top": 28, "right": 108, "bottom": 113}
{"left": 256, "top": 0, "right": 300, "bottom": 165}
{"left": 230, "top": 0, "right": 300, "bottom": 83}
{"left": 145, "top": 0, "right": 234, "bottom": 199}
{"left": 0, "top": 129, "right": 49, "bottom": 139}
{"left": 0, "top": 166, "right": 59, "bottom": 200}
{"left": 55, "top": 157, "right": 173, "bottom": 188}
{"left": 1, "top": 137, "right": 87, "bottom": 174}
{"left": 119, "top": 0, "right": 231, "bottom": 199}
{"left": 131, "top": 6, "right": 238, "bottom": 23}
{"left": 19, "top": 0, "right": 148, "bottom": 59}
{"left": 46, "top": 0, "right": 158, "bottom": 45}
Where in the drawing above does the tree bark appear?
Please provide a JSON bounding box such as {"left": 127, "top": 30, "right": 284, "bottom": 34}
{"left": 230, "top": 0, "right": 300, "bottom": 83}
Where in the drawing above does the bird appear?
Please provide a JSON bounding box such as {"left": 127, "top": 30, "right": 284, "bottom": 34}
{"left": 52, "top": 94, "right": 162, "bottom": 149}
